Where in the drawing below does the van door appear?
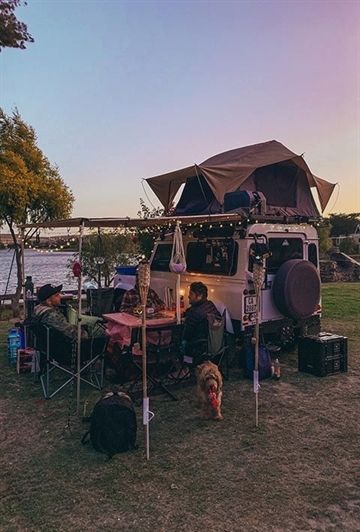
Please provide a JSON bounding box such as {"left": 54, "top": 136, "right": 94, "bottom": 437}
{"left": 247, "top": 233, "right": 306, "bottom": 323}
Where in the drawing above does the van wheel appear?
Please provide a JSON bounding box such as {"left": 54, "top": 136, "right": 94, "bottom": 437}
{"left": 272, "top": 259, "right": 320, "bottom": 319}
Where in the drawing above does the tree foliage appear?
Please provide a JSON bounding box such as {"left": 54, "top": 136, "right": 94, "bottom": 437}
{"left": 78, "top": 232, "right": 138, "bottom": 288}
{"left": 328, "top": 213, "right": 360, "bottom": 237}
{"left": 136, "top": 198, "right": 164, "bottom": 259}
{"left": 317, "top": 219, "right": 332, "bottom": 256}
{"left": 0, "top": 1, "right": 33, "bottom": 51}
{"left": 0, "top": 108, "right": 74, "bottom": 313}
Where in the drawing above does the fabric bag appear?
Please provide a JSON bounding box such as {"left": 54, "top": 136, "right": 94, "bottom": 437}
{"left": 82, "top": 391, "right": 137, "bottom": 457}
{"left": 169, "top": 223, "right": 186, "bottom": 273}
{"left": 245, "top": 344, "right": 272, "bottom": 380}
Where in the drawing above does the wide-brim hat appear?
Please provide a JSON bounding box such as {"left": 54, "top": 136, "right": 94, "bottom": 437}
{"left": 37, "top": 284, "right": 63, "bottom": 302}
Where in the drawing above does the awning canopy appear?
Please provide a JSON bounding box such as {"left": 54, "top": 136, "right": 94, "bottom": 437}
{"left": 145, "top": 140, "right": 336, "bottom": 214}
{"left": 19, "top": 213, "right": 249, "bottom": 230}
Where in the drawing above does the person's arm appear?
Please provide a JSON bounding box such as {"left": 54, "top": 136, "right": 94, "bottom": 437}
{"left": 41, "top": 310, "right": 78, "bottom": 341}
{"left": 182, "top": 308, "right": 198, "bottom": 341}
{"left": 150, "top": 289, "right": 165, "bottom": 312}
{"left": 120, "top": 291, "right": 133, "bottom": 313}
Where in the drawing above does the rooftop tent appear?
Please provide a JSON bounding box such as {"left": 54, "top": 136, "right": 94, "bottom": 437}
{"left": 145, "top": 140, "right": 336, "bottom": 217}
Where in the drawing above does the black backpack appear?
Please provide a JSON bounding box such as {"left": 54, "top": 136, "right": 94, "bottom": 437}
{"left": 82, "top": 392, "right": 137, "bottom": 457}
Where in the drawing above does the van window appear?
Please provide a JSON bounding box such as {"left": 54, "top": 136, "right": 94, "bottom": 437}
{"left": 266, "top": 238, "right": 303, "bottom": 274}
{"left": 308, "top": 243, "right": 318, "bottom": 267}
{"left": 150, "top": 244, "right": 172, "bottom": 272}
{"left": 248, "top": 238, "right": 304, "bottom": 274}
{"left": 187, "top": 239, "right": 238, "bottom": 276}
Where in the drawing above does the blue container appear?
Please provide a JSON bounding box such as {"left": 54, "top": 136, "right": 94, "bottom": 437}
{"left": 7, "top": 328, "right": 22, "bottom": 365}
{"left": 115, "top": 266, "right": 137, "bottom": 276}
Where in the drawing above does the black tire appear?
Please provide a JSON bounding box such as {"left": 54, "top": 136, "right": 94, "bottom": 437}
{"left": 272, "top": 259, "right": 320, "bottom": 320}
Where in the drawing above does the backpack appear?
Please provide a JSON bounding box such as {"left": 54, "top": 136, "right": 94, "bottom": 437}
{"left": 82, "top": 392, "right": 137, "bottom": 457}
{"left": 245, "top": 344, "right": 272, "bottom": 380}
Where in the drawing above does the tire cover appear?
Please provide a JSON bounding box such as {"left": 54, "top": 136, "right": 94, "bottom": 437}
{"left": 272, "top": 259, "right": 320, "bottom": 320}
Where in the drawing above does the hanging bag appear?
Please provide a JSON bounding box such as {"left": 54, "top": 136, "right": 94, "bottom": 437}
{"left": 169, "top": 224, "right": 187, "bottom": 274}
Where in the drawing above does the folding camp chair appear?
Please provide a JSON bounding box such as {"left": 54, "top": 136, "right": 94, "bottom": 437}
{"left": 31, "top": 323, "right": 107, "bottom": 399}
{"left": 179, "top": 312, "right": 229, "bottom": 380}
{"left": 125, "top": 324, "right": 182, "bottom": 401}
{"left": 86, "top": 288, "right": 114, "bottom": 317}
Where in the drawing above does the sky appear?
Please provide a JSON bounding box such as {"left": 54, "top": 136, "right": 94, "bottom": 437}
{"left": 0, "top": 0, "right": 359, "bottom": 218}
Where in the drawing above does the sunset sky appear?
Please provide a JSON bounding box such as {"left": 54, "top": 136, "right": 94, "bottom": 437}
{"left": 1, "top": 0, "right": 359, "bottom": 217}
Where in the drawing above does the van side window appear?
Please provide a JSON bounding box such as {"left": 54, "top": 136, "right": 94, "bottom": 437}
{"left": 187, "top": 239, "right": 238, "bottom": 276}
{"left": 265, "top": 238, "right": 303, "bottom": 274}
{"left": 308, "top": 243, "right": 318, "bottom": 267}
{"left": 150, "top": 244, "right": 172, "bottom": 272}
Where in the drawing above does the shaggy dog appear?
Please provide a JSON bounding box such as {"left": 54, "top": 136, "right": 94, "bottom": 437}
{"left": 196, "top": 361, "right": 223, "bottom": 420}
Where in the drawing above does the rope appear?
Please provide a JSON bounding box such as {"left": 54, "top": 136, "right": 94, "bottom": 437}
{"left": 169, "top": 222, "right": 187, "bottom": 273}
{"left": 325, "top": 182, "right": 340, "bottom": 214}
{"left": 1, "top": 250, "right": 15, "bottom": 304}
{"left": 194, "top": 165, "right": 212, "bottom": 214}
{"left": 141, "top": 179, "right": 159, "bottom": 211}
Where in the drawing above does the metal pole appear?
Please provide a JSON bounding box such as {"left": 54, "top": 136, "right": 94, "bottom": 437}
{"left": 176, "top": 274, "right": 181, "bottom": 324}
{"left": 76, "top": 222, "right": 84, "bottom": 413}
{"left": 141, "top": 302, "right": 150, "bottom": 459}
{"left": 20, "top": 227, "right": 26, "bottom": 320}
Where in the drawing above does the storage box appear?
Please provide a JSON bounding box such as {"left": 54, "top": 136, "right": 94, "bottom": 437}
{"left": 16, "top": 348, "right": 37, "bottom": 374}
{"left": 298, "top": 332, "right": 348, "bottom": 377}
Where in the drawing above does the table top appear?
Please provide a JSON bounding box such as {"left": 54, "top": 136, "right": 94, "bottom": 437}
{"left": 103, "top": 311, "right": 177, "bottom": 329}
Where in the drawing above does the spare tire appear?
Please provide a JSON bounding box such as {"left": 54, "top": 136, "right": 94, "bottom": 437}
{"left": 272, "top": 259, "right": 320, "bottom": 320}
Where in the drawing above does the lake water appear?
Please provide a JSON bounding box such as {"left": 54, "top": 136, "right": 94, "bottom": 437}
{"left": 0, "top": 249, "right": 78, "bottom": 295}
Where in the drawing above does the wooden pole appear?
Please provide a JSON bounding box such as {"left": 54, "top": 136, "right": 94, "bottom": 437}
{"left": 253, "top": 260, "right": 265, "bottom": 428}
{"left": 138, "top": 262, "right": 151, "bottom": 460}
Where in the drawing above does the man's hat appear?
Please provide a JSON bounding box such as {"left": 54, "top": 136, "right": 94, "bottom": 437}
{"left": 37, "top": 284, "right": 63, "bottom": 302}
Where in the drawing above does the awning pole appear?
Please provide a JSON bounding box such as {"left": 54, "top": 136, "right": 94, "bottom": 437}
{"left": 76, "top": 221, "right": 84, "bottom": 413}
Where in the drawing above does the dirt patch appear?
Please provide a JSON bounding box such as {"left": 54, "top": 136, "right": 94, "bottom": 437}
{"left": 0, "top": 284, "right": 359, "bottom": 531}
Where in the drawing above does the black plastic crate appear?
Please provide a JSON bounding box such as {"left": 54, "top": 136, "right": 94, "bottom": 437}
{"left": 298, "top": 332, "right": 348, "bottom": 377}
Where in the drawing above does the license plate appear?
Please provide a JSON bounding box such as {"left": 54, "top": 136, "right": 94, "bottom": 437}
{"left": 245, "top": 296, "right": 257, "bottom": 314}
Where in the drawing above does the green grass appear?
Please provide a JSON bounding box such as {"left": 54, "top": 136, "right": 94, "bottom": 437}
{"left": 0, "top": 284, "right": 359, "bottom": 531}
{"left": 321, "top": 282, "right": 360, "bottom": 322}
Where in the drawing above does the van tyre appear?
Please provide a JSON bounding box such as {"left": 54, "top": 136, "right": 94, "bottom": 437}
{"left": 272, "top": 259, "right": 320, "bottom": 320}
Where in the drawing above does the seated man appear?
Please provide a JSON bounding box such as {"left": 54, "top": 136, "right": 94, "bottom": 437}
{"left": 181, "top": 281, "right": 221, "bottom": 355}
{"left": 120, "top": 275, "right": 165, "bottom": 315}
{"left": 34, "top": 284, "right": 104, "bottom": 340}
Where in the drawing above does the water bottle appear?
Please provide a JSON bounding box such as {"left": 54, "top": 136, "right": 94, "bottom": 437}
{"left": 7, "top": 328, "right": 21, "bottom": 365}
{"left": 274, "top": 358, "right": 281, "bottom": 380}
{"left": 24, "top": 276, "right": 34, "bottom": 298}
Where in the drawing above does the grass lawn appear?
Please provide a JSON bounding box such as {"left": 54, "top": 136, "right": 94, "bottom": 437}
{"left": 0, "top": 283, "right": 359, "bottom": 531}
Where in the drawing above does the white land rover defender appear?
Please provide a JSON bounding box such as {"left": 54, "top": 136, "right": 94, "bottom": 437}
{"left": 144, "top": 139, "right": 334, "bottom": 345}
{"left": 149, "top": 220, "right": 321, "bottom": 346}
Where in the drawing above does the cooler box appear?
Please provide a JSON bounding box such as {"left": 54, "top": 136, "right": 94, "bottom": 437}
{"left": 298, "top": 332, "right": 348, "bottom": 377}
{"left": 16, "top": 348, "right": 37, "bottom": 374}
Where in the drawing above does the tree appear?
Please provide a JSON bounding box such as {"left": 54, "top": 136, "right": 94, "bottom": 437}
{"left": 0, "top": 108, "right": 73, "bottom": 314}
{"left": 0, "top": 1, "right": 33, "bottom": 51}
{"left": 78, "top": 231, "right": 138, "bottom": 288}
{"left": 328, "top": 213, "right": 360, "bottom": 237}
{"left": 339, "top": 238, "right": 358, "bottom": 255}
{"left": 317, "top": 219, "right": 332, "bottom": 256}
{"left": 136, "top": 198, "right": 164, "bottom": 259}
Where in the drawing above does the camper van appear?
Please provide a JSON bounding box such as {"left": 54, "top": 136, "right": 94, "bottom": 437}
{"left": 149, "top": 219, "right": 321, "bottom": 346}
{"left": 144, "top": 140, "right": 335, "bottom": 345}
